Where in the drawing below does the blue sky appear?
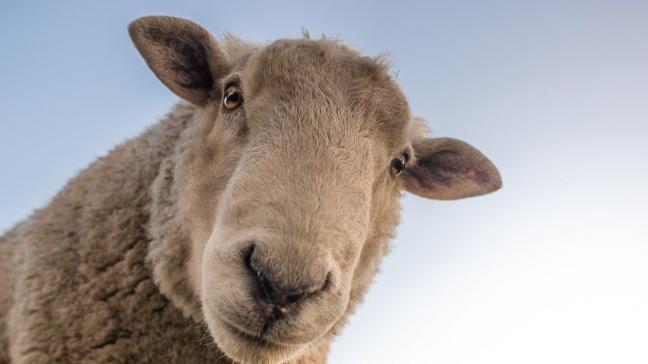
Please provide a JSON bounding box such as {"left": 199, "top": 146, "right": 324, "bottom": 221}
{"left": 1, "top": 1, "right": 647, "bottom": 363}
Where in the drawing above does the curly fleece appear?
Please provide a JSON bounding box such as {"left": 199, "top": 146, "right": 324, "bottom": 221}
{"left": 0, "top": 104, "right": 249, "bottom": 363}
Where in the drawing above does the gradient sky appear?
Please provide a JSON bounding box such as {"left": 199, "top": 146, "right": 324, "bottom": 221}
{"left": 1, "top": 1, "right": 647, "bottom": 363}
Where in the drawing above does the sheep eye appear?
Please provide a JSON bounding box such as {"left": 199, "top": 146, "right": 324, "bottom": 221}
{"left": 223, "top": 86, "right": 243, "bottom": 110}
{"left": 391, "top": 155, "right": 406, "bottom": 176}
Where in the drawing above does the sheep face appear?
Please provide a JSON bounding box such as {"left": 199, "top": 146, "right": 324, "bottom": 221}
{"left": 131, "top": 16, "right": 502, "bottom": 364}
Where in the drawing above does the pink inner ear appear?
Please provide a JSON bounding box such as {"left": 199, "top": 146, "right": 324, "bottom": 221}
{"left": 145, "top": 28, "right": 215, "bottom": 91}
{"left": 403, "top": 138, "right": 502, "bottom": 200}
{"left": 419, "top": 149, "right": 494, "bottom": 185}
{"left": 129, "top": 16, "right": 229, "bottom": 107}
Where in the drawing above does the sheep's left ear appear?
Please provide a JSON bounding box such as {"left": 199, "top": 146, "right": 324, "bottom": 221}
{"left": 128, "top": 16, "right": 229, "bottom": 106}
{"left": 402, "top": 137, "right": 502, "bottom": 200}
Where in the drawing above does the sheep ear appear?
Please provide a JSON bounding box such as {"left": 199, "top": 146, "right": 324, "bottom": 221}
{"left": 129, "top": 16, "right": 229, "bottom": 106}
{"left": 402, "top": 137, "right": 502, "bottom": 200}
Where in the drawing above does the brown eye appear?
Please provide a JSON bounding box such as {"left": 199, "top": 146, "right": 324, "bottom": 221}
{"left": 391, "top": 155, "right": 406, "bottom": 176}
{"left": 223, "top": 86, "right": 243, "bottom": 110}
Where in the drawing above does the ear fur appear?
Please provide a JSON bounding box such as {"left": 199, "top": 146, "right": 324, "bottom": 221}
{"left": 403, "top": 137, "right": 502, "bottom": 200}
{"left": 128, "top": 16, "right": 229, "bottom": 106}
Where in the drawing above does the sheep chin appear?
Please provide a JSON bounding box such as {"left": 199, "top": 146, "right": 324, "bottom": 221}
{"left": 203, "top": 306, "right": 308, "bottom": 364}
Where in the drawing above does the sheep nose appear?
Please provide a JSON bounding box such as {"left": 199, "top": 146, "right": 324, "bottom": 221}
{"left": 243, "top": 245, "right": 329, "bottom": 307}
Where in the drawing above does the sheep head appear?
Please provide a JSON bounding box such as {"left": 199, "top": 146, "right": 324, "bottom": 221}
{"left": 130, "top": 16, "right": 501, "bottom": 364}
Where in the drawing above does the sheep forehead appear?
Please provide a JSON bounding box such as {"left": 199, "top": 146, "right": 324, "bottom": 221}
{"left": 245, "top": 39, "right": 390, "bottom": 94}
{"left": 239, "top": 38, "right": 411, "bottom": 145}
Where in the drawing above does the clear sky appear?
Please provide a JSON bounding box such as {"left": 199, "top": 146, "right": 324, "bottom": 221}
{"left": 1, "top": 1, "right": 647, "bottom": 363}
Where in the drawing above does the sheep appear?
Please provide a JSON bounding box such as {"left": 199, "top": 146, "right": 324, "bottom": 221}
{"left": 0, "top": 16, "right": 502, "bottom": 364}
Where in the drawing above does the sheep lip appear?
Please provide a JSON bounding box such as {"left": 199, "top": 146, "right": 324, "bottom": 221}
{"left": 221, "top": 318, "right": 296, "bottom": 349}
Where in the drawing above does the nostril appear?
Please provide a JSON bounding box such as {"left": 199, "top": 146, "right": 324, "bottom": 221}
{"left": 285, "top": 291, "right": 307, "bottom": 305}
{"left": 242, "top": 244, "right": 254, "bottom": 270}
{"left": 256, "top": 272, "right": 275, "bottom": 301}
{"left": 243, "top": 245, "right": 275, "bottom": 300}
{"left": 242, "top": 244, "right": 332, "bottom": 308}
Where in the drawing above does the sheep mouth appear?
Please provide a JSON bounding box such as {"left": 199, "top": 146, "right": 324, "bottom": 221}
{"left": 214, "top": 317, "right": 312, "bottom": 363}
{"left": 222, "top": 319, "right": 285, "bottom": 348}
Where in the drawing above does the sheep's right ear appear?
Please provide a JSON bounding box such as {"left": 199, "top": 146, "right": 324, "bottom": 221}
{"left": 129, "top": 16, "right": 229, "bottom": 106}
